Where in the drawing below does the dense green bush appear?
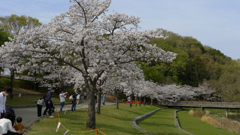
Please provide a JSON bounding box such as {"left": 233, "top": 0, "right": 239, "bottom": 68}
{"left": 0, "top": 78, "right": 11, "bottom": 87}
{"left": 0, "top": 78, "right": 49, "bottom": 93}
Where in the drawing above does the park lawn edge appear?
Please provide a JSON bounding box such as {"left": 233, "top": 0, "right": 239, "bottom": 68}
{"left": 177, "top": 110, "right": 237, "bottom": 135}
{"left": 24, "top": 104, "right": 160, "bottom": 135}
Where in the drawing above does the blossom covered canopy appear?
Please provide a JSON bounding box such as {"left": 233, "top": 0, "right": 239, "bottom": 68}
{"left": 0, "top": 0, "right": 176, "bottom": 87}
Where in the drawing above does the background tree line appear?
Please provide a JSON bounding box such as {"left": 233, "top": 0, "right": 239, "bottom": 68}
{"left": 140, "top": 29, "right": 239, "bottom": 102}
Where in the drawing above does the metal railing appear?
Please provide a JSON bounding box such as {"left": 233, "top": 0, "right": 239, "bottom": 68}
{"left": 162, "top": 101, "right": 240, "bottom": 108}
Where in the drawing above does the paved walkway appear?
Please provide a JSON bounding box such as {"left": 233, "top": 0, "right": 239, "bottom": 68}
{"left": 13, "top": 101, "right": 115, "bottom": 133}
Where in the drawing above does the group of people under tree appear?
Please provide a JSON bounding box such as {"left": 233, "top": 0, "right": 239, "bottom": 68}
{"left": 36, "top": 87, "right": 107, "bottom": 118}
{"left": 0, "top": 88, "right": 24, "bottom": 135}
{"left": 37, "top": 87, "right": 59, "bottom": 118}
{"left": 37, "top": 87, "right": 87, "bottom": 118}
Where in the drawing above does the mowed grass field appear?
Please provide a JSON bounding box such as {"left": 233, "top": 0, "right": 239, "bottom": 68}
{"left": 23, "top": 104, "right": 238, "bottom": 135}
{"left": 24, "top": 104, "right": 160, "bottom": 135}
{"left": 137, "top": 108, "right": 187, "bottom": 135}
{"left": 177, "top": 110, "right": 237, "bottom": 135}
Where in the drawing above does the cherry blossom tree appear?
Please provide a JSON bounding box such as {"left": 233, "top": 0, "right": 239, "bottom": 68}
{"left": 0, "top": 0, "right": 176, "bottom": 129}
{"left": 196, "top": 81, "right": 216, "bottom": 101}
{"left": 102, "top": 77, "right": 123, "bottom": 109}
{"left": 39, "top": 67, "right": 75, "bottom": 91}
{"left": 134, "top": 80, "right": 157, "bottom": 106}
{"left": 100, "top": 63, "right": 144, "bottom": 109}
{"left": 153, "top": 84, "right": 205, "bottom": 105}
{"left": 0, "top": 51, "right": 18, "bottom": 98}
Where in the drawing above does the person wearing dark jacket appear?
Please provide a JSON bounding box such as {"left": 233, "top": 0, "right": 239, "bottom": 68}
{"left": 43, "top": 88, "right": 56, "bottom": 118}
{"left": 71, "top": 91, "right": 78, "bottom": 112}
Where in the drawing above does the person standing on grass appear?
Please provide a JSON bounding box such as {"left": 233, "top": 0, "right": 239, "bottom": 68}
{"left": 43, "top": 87, "right": 56, "bottom": 118}
{"left": 76, "top": 90, "right": 80, "bottom": 105}
{"left": 84, "top": 90, "right": 87, "bottom": 100}
{"left": 102, "top": 93, "right": 106, "bottom": 105}
{"left": 0, "top": 88, "right": 11, "bottom": 118}
{"left": 59, "top": 91, "right": 67, "bottom": 112}
{"left": 36, "top": 97, "right": 45, "bottom": 117}
{"left": 127, "top": 96, "right": 130, "bottom": 102}
{"left": 71, "top": 91, "right": 78, "bottom": 112}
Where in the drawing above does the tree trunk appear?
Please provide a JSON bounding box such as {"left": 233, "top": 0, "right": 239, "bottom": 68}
{"left": 139, "top": 96, "right": 141, "bottom": 106}
{"left": 97, "top": 90, "right": 102, "bottom": 114}
{"left": 130, "top": 94, "right": 133, "bottom": 108}
{"left": 144, "top": 97, "right": 146, "bottom": 106}
{"left": 10, "top": 69, "right": 14, "bottom": 99}
{"left": 34, "top": 82, "right": 39, "bottom": 91}
{"left": 135, "top": 96, "right": 137, "bottom": 106}
{"left": 0, "top": 69, "right": 2, "bottom": 78}
{"left": 116, "top": 93, "right": 119, "bottom": 109}
{"left": 86, "top": 81, "right": 96, "bottom": 129}
{"left": 151, "top": 98, "right": 153, "bottom": 107}
{"left": 59, "top": 81, "right": 65, "bottom": 92}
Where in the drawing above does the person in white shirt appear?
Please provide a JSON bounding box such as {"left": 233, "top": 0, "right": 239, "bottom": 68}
{"left": 127, "top": 97, "right": 130, "bottom": 102}
{"left": 0, "top": 112, "right": 21, "bottom": 135}
{"left": 0, "top": 88, "right": 11, "bottom": 118}
{"left": 37, "top": 97, "right": 45, "bottom": 117}
{"left": 59, "top": 91, "right": 67, "bottom": 112}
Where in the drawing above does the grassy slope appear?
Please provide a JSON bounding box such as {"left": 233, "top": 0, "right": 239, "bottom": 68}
{"left": 177, "top": 111, "right": 237, "bottom": 135}
{"left": 24, "top": 104, "right": 159, "bottom": 135}
{"left": 137, "top": 108, "right": 187, "bottom": 135}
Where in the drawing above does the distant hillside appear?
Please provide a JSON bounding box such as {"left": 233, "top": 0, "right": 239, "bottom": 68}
{"left": 139, "top": 29, "right": 238, "bottom": 102}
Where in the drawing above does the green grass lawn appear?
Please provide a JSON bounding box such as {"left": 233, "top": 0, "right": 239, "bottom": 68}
{"left": 177, "top": 110, "right": 237, "bottom": 135}
{"left": 137, "top": 108, "right": 187, "bottom": 135}
{"left": 24, "top": 104, "right": 160, "bottom": 135}
{"left": 6, "top": 95, "right": 71, "bottom": 106}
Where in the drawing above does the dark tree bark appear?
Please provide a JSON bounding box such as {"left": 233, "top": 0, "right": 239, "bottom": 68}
{"left": 139, "top": 96, "right": 141, "bottom": 106}
{"left": 135, "top": 96, "right": 137, "bottom": 106}
{"left": 34, "top": 82, "right": 39, "bottom": 91}
{"left": 86, "top": 80, "right": 96, "bottom": 129}
{"left": 59, "top": 80, "right": 65, "bottom": 92}
{"left": 144, "top": 97, "right": 146, "bottom": 106}
{"left": 130, "top": 94, "right": 133, "bottom": 108}
{"left": 97, "top": 90, "right": 102, "bottom": 114}
{"left": 116, "top": 93, "right": 119, "bottom": 109}
{"left": 10, "top": 69, "right": 15, "bottom": 99}
{"left": 0, "top": 69, "right": 2, "bottom": 79}
{"left": 151, "top": 98, "right": 153, "bottom": 107}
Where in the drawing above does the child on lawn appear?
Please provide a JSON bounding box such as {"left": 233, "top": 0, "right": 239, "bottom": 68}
{"left": 13, "top": 117, "right": 24, "bottom": 135}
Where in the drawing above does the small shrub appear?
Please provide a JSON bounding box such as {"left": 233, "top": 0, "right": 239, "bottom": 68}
{"left": 201, "top": 115, "right": 240, "bottom": 134}
{"left": 0, "top": 78, "right": 11, "bottom": 87}
{"left": 205, "top": 110, "right": 210, "bottom": 116}
{"left": 193, "top": 110, "right": 205, "bottom": 118}
{"left": 189, "top": 110, "right": 194, "bottom": 115}
{"left": 201, "top": 115, "right": 221, "bottom": 128}
{"left": 218, "top": 118, "right": 240, "bottom": 134}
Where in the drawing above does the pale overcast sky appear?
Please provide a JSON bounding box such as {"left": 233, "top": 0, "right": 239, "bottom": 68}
{"left": 1, "top": 0, "right": 240, "bottom": 59}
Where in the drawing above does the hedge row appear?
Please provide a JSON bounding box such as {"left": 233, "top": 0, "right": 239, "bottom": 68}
{"left": 0, "top": 77, "right": 48, "bottom": 92}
